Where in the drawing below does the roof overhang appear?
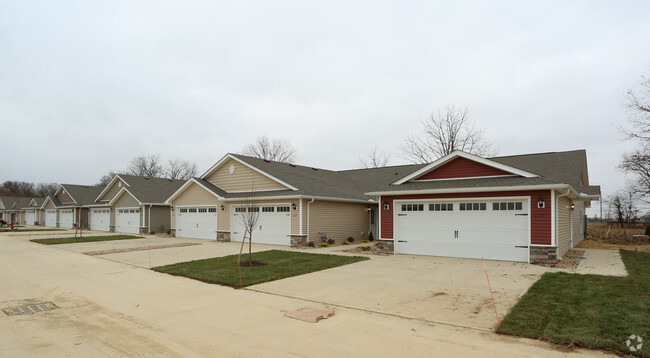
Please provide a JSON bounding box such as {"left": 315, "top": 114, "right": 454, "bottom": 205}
{"left": 40, "top": 196, "right": 56, "bottom": 209}
{"left": 165, "top": 178, "right": 224, "bottom": 204}
{"left": 200, "top": 154, "right": 299, "bottom": 191}
{"left": 366, "top": 184, "right": 581, "bottom": 197}
{"left": 392, "top": 150, "right": 539, "bottom": 185}
{"left": 221, "top": 195, "right": 375, "bottom": 205}
{"left": 94, "top": 175, "right": 129, "bottom": 202}
{"left": 54, "top": 185, "right": 77, "bottom": 204}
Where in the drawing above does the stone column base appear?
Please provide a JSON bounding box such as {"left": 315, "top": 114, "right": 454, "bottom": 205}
{"left": 290, "top": 235, "right": 307, "bottom": 247}
{"left": 109, "top": 225, "right": 115, "bottom": 233}
{"left": 530, "top": 246, "right": 558, "bottom": 264}
{"left": 375, "top": 240, "right": 394, "bottom": 254}
{"left": 170, "top": 229, "right": 176, "bottom": 237}
{"left": 139, "top": 227, "right": 149, "bottom": 235}
{"left": 217, "top": 231, "right": 231, "bottom": 242}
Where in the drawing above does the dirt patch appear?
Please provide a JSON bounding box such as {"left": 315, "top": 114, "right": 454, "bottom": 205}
{"left": 83, "top": 242, "right": 201, "bottom": 256}
{"left": 577, "top": 238, "right": 650, "bottom": 253}
{"left": 342, "top": 245, "right": 390, "bottom": 256}
{"left": 537, "top": 249, "right": 585, "bottom": 269}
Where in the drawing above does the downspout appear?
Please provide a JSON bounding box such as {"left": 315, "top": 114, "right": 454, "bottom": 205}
{"left": 306, "top": 198, "right": 315, "bottom": 243}
{"left": 149, "top": 204, "right": 153, "bottom": 234}
{"left": 556, "top": 189, "right": 571, "bottom": 259}
{"left": 299, "top": 198, "right": 303, "bottom": 236}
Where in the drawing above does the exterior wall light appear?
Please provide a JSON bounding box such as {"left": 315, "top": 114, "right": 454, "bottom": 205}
{"left": 383, "top": 201, "right": 390, "bottom": 210}
{"left": 221, "top": 205, "right": 225, "bottom": 211}
{"left": 570, "top": 203, "right": 575, "bottom": 210}
{"left": 292, "top": 203, "right": 297, "bottom": 210}
{"left": 537, "top": 197, "right": 545, "bottom": 209}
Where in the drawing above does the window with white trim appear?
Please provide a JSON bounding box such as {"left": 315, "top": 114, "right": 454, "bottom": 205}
{"left": 277, "top": 206, "right": 290, "bottom": 212}
{"left": 235, "top": 207, "right": 246, "bottom": 213}
{"left": 208, "top": 208, "right": 217, "bottom": 213}
{"left": 248, "top": 207, "right": 260, "bottom": 212}
{"left": 401, "top": 204, "right": 424, "bottom": 212}
{"left": 429, "top": 203, "right": 453, "bottom": 211}
{"left": 459, "top": 202, "right": 486, "bottom": 211}
{"left": 262, "top": 207, "right": 274, "bottom": 212}
{"left": 492, "top": 202, "right": 523, "bottom": 211}
{"left": 188, "top": 208, "right": 197, "bottom": 213}
{"left": 198, "top": 208, "right": 207, "bottom": 213}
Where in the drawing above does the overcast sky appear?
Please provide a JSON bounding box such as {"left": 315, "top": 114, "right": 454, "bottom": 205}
{"left": 2, "top": 1, "right": 650, "bottom": 215}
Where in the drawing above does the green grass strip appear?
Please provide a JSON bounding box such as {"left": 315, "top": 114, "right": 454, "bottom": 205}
{"left": 31, "top": 235, "right": 144, "bottom": 245}
{"left": 153, "top": 249, "right": 369, "bottom": 288}
{"left": 498, "top": 250, "right": 650, "bottom": 356}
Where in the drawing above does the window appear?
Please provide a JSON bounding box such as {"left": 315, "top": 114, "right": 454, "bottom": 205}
{"left": 370, "top": 209, "right": 375, "bottom": 224}
{"left": 262, "top": 207, "right": 274, "bottom": 212}
{"left": 180, "top": 208, "right": 188, "bottom": 213}
{"left": 401, "top": 203, "right": 424, "bottom": 212}
{"left": 492, "top": 202, "right": 524, "bottom": 211}
{"left": 198, "top": 208, "right": 207, "bottom": 213}
{"left": 248, "top": 207, "right": 260, "bottom": 212}
{"left": 235, "top": 207, "right": 246, "bottom": 213}
{"left": 429, "top": 203, "right": 453, "bottom": 211}
{"left": 208, "top": 208, "right": 217, "bottom": 213}
{"left": 460, "top": 202, "right": 486, "bottom": 211}
{"left": 277, "top": 206, "right": 290, "bottom": 212}
{"left": 188, "top": 208, "right": 197, "bottom": 213}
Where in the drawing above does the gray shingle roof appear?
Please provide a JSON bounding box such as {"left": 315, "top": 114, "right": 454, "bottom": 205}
{"left": 59, "top": 184, "right": 105, "bottom": 206}
{"left": 116, "top": 175, "right": 186, "bottom": 204}
{"left": 195, "top": 150, "right": 600, "bottom": 201}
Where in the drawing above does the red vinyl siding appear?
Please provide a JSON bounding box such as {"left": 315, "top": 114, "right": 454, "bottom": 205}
{"left": 380, "top": 190, "right": 552, "bottom": 245}
{"left": 415, "top": 157, "right": 511, "bottom": 180}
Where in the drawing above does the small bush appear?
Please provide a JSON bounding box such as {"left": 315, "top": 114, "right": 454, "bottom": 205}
{"left": 319, "top": 242, "right": 328, "bottom": 247}
{"left": 347, "top": 237, "right": 354, "bottom": 243}
{"left": 327, "top": 238, "right": 335, "bottom": 245}
{"left": 358, "top": 245, "right": 371, "bottom": 251}
{"left": 343, "top": 241, "right": 350, "bottom": 245}
{"left": 374, "top": 242, "right": 380, "bottom": 247}
{"left": 361, "top": 239, "right": 368, "bottom": 243}
{"left": 368, "top": 231, "right": 374, "bottom": 241}
{"left": 307, "top": 241, "right": 315, "bottom": 247}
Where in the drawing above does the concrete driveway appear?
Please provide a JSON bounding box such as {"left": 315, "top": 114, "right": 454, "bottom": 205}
{"left": 1, "top": 231, "right": 619, "bottom": 357}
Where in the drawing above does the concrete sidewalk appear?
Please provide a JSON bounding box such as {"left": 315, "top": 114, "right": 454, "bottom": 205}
{"left": 0, "top": 234, "right": 613, "bottom": 357}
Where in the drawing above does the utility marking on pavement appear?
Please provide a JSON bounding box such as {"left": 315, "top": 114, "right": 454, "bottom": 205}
{"left": 2, "top": 302, "right": 59, "bottom": 316}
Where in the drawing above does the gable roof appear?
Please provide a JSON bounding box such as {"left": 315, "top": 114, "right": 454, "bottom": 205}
{"left": 0, "top": 196, "right": 38, "bottom": 210}
{"left": 200, "top": 154, "right": 299, "bottom": 191}
{"left": 101, "top": 175, "right": 186, "bottom": 205}
{"left": 55, "top": 184, "right": 105, "bottom": 207}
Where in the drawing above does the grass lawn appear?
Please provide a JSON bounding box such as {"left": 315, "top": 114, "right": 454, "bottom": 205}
{"left": 30, "top": 235, "right": 144, "bottom": 245}
{"left": 153, "top": 249, "right": 369, "bottom": 288}
{"left": 498, "top": 250, "right": 649, "bottom": 356}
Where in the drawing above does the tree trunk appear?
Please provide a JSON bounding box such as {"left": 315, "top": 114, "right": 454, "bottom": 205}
{"left": 248, "top": 232, "right": 252, "bottom": 265}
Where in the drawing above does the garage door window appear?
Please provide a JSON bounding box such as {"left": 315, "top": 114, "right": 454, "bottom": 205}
{"left": 188, "top": 208, "right": 197, "bottom": 213}
{"left": 180, "top": 208, "right": 188, "bottom": 213}
{"left": 208, "top": 208, "right": 217, "bottom": 213}
{"left": 235, "top": 207, "right": 246, "bottom": 213}
{"left": 459, "top": 203, "right": 486, "bottom": 211}
{"left": 401, "top": 204, "right": 424, "bottom": 211}
{"left": 429, "top": 203, "right": 453, "bottom": 211}
{"left": 492, "top": 202, "right": 523, "bottom": 211}
{"left": 198, "top": 208, "right": 207, "bottom": 213}
{"left": 262, "top": 207, "right": 274, "bottom": 212}
{"left": 277, "top": 206, "right": 290, "bottom": 212}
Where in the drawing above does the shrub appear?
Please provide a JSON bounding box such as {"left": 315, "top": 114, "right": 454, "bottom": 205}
{"left": 374, "top": 242, "right": 380, "bottom": 247}
{"left": 358, "top": 245, "right": 371, "bottom": 251}
{"left": 361, "top": 239, "right": 368, "bottom": 243}
{"left": 319, "top": 242, "right": 328, "bottom": 247}
{"left": 327, "top": 238, "right": 335, "bottom": 245}
{"left": 343, "top": 241, "right": 350, "bottom": 245}
{"left": 347, "top": 236, "right": 354, "bottom": 243}
{"left": 368, "top": 231, "right": 374, "bottom": 241}
{"left": 307, "top": 241, "right": 315, "bottom": 247}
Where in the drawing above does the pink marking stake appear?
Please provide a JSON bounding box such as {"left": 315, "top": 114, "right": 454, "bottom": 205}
{"left": 482, "top": 256, "right": 500, "bottom": 327}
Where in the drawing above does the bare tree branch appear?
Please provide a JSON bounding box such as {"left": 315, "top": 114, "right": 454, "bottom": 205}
{"left": 360, "top": 147, "right": 391, "bottom": 168}
{"left": 127, "top": 154, "right": 163, "bottom": 177}
{"left": 241, "top": 136, "right": 297, "bottom": 163}
{"left": 622, "top": 74, "right": 650, "bottom": 141}
{"left": 165, "top": 158, "right": 198, "bottom": 180}
{"left": 399, "top": 105, "right": 497, "bottom": 164}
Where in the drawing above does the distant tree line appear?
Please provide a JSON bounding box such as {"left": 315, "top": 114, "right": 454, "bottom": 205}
{"left": 0, "top": 181, "right": 58, "bottom": 198}
{"left": 97, "top": 154, "right": 199, "bottom": 185}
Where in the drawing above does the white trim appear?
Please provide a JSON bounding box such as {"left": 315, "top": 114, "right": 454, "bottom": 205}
{"left": 299, "top": 198, "right": 303, "bottom": 236}
{"left": 551, "top": 190, "right": 556, "bottom": 246}
{"left": 392, "top": 150, "right": 539, "bottom": 185}
{"left": 174, "top": 204, "right": 220, "bottom": 208}
{"left": 199, "top": 153, "right": 299, "bottom": 191}
{"left": 108, "top": 187, "right": 143, "bottom": 206}
{"left": 94, "top": 175, "right": 130, "bottom": 203}
{"left": 367, "top": 184, "right": 575, "bottom": 197}
{"left": 222, "top": 188, "right": 292, "bottom": 194}
{"left": 165, "top": 178, "right": 224, "bottom": 204}
{"left": 412, "top": 174, "right": 517, "bottom": 182}
{"left": 222, "top": 194, "right": 373, "bottom": 205}
{"left": 40, "top": 196, "right": 57, "bottom": 210}
{"left": 55, "top": 185, "right": 77, "bottom": 204}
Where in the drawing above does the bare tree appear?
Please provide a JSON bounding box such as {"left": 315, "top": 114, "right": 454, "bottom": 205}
{"left": 620, "top": 73, "right": 650, "bottom": 195}
{"left": 0, "top": 181, "right": 35, "bottom": 197}
{"left": 35, "top": 183, "right": 58, "bottom": 197}
{"left": 399, "top": 105, "right": 497, "bottom": 164}
{"left": 236, "top": 180, "right": 260, "bottom": 267}
{"left": 97, "top": 171, "right": 119, "bottom": 186}
{"left": 127, "top": 154, "right": 164, "bottom": 177}
{"left": 241, "top": 136, "right": 297, "bottom": 163}
{"left": 360, "top": 147, "right": 391, "bottom": 168}
{"left": 608, "top": 188, "right": 640, "bottom": 227}
{"left": 165, "top": 158, "right": 198, "bottom": 180}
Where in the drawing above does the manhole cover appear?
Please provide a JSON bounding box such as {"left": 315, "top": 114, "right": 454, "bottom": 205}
{"left": 2, "top": 302, "right": 59, "bottom": 316}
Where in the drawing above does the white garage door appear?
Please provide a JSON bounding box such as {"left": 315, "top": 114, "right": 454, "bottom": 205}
{"left": 25, "top": 210, "right": 35, "bottom": 225}
{"left": 91, "top": 209, "right": 111, "bottom": 231}
{"left": 231, "top": 204, "right": 291, "bottom": 246}
{"left": 59, "top": 210, "right": 74, "bottom": 228}
{"left": 176, "top": 207, "right": 217, "bottom": 240}
{"left": 116, "top": 208, "right": 140, "bottom": 234}
{"left": 45, "top": 210, "right": 57, "bottom": 227}
{"left": 396, "top": 199, "right": 529, "bottom": 262}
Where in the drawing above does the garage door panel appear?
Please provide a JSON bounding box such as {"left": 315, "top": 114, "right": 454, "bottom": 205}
{"left": 45, "top": 210, "right": 57, "bottom": 227}
{"left": 116, "top": 209, "right": 140, "bottom": 234}
{"left": 59, "top": 210, "right": 74, "bottom": 228}
{"left": 91, "top": 209, "right": 110, "bottom": 231}
{"left": 176, "top": 207, "right": 217, "bottom": 240}
{"left": 397, "top": 199, "right": 529, "bottom": 262}
{"left": 231, "top": 205, "right": 290, "bottom": 246}
{"left": 25, "top": 211, "right": 35, "bottom": 225}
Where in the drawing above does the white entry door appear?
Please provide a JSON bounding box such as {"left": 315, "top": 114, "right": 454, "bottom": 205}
{"left": 25, "top": 210, "right": 35, "bottom": 225}
{"left": 396, "top": 199, "right": 530, "bottom": 262}
{"left": 91, "top": 209, "right": 111, "bottom": 231}
{"left": 176, "top": 207, "right": 217, "bottom": 240}
{"left": 115, "top": 208, "right": 140, "bottom": 234}
{"left": 45, "top": 210, "right": 57, "bottom": 227}
{"left": 231, "top": 204, "right": 291, "bottom": 246}
{"left": 59, "top": 209, "right": 74, "bottom": 228}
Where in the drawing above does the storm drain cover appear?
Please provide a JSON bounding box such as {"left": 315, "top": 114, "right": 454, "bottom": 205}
{"left": 2, "top": 302, "right": 58, "bottom": 316}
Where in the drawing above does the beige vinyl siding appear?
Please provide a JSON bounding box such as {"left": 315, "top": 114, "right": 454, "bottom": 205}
{"left": 149, "top": 206, "right": 171, "bottom": 234}
{"left": 557, "top": 196, "right": 572, "bottom": 258}
{"left": 217, "top": 204, "right": 229, "bottom": 231}
{"left": 173, "top": 183, "right": 220, "bottom": 206}
{"left": 44, "top": 200, "right": 55, "bottom": 209}
{"left": 572, "top": 201, "right": 586, "bottom": 247}
{"left": 307, "top": 200, "right": 371, "bottom": 244}
{"left": 114, "top": 192, "right": 140, "bottom": 208}
{"left": 98, "top": 180, "right": 124, "bottom": 202}
{"left": 206, "top": 158, "right": 287, "bottom": 192}
{"left": 58, "top": 191, "right": 74, "bottom": 204}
